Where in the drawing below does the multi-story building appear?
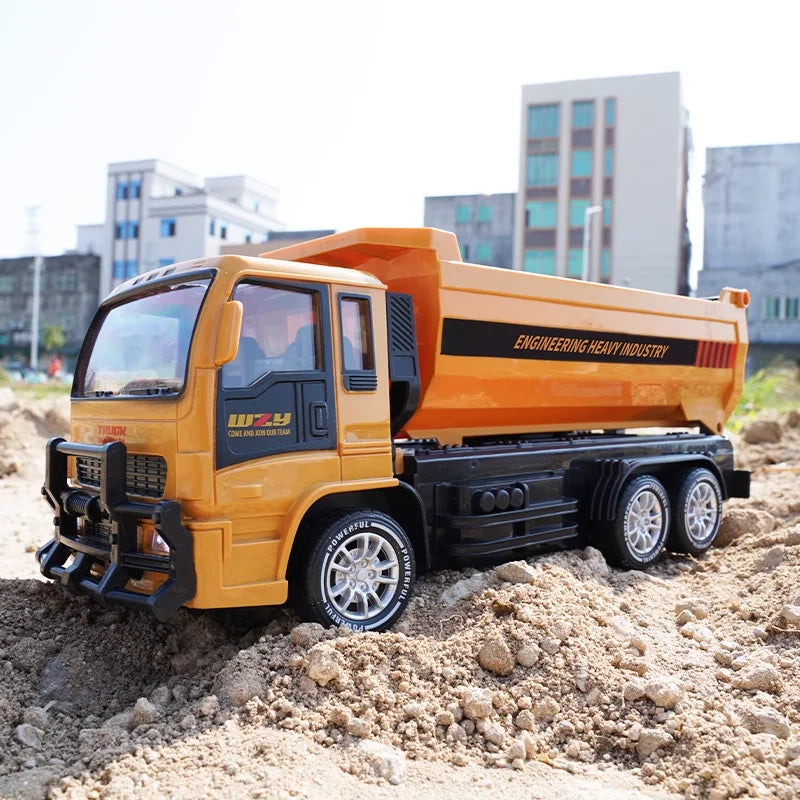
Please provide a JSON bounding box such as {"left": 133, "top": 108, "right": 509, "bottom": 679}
{"left": 698, "top": 144, "right": 800, "bottom": 369}
{"left": 84, "top": 160, "right": 285, "bottom": 297}
{"left": 423, "top": 194, "right": 515, "bottom": 268}
{"left": 0, "top": 253, "right": 100, "bottom": 364}
{"left": 514, "top": 73, "right": 691, "bottom": 294}
{"left": 219, "top": 230, "right": 337, "bottom": 258}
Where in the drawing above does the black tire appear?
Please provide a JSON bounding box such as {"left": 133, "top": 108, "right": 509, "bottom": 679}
{"left": 668, "top": 468, "right": 723, "bottom": 555}
{"left": 602, "top": 474, "right": 670, "bottom": 569}
{"left": 295, "top": 509, "right": 415, "bottom": 632}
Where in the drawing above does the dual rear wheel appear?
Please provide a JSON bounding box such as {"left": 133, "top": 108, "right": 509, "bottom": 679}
{"left": 602, "top": 467, "right": 723, "bottom": 569}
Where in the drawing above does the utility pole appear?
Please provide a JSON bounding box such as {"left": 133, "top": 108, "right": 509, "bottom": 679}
{"left": 26, "top": 206, "right": 42, "bottom": 371}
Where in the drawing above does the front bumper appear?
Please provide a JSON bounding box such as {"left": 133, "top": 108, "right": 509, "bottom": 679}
{"left": 37, "top": 437, "right": 196, "bottom": 621}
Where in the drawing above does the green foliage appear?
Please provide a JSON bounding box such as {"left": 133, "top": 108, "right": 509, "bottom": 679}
{"left": 14, "top": 383, "right": 70, "bottom": 401}
{"left": 728, "top": 359, "right": 800, "bottom": 432}
{"left": 43, "top": 324, "right": 65, "bottom": 353}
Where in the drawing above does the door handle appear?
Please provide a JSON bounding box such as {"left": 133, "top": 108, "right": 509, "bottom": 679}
{"left": 310, "top": 402, "right": 328, "bottom": 437}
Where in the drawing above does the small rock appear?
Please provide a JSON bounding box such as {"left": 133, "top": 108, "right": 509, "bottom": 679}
{"left": 22, "top": 707, "right": 48, "bottom": 730}
{"left": 435, "top": 710, "right": 454, "bottom": 727}
{"left": 495, "top": 561, "right": 537, "bottom": 584}
{"left": 680, "top": 622, "right": 715, "bottom": 645}
{"left": 441, "top": 574, "right": 488, "bottom": 606}
{"left": 754, "top": 546, "right": 785, "bottom": 572}
{"left": 482, "top": 721, "right": 505, "bottom": 746}
{"left": 675, "top": 599, "right": 709, "bottom": 619}
{"left": 462, "top": 689, "right": 494, "bottom": 720}
{"left": 780, "top": 605, "right": 800, "bottom": 626}
{"left": 214, "top": 666, "right": 265, "bottom": 708}
{"left": 565, "top": 739, "right": 582, "bottom": 759}
{"left": 101, "top": 711, "right": 133, "bottom": 731}
{"left": 580, "top": 546, "right": 610, "bottom": 577}
{"left": 740, "top": 706, "right": 790, "bottom": 739}
{"left": 506, "top": 739, "right": 527, "bottom": 762}
{"left": 787, "top": 410, "right": 800, "bottom": 428}
{"left": 356, "top": 740, "right": 406, "bottom": 785}
{"left": 550, "top": 620, "right": 573, "bottom": 640}
{"left": 446, "top": 722, "right": 467, "bottom": 743}
{"left": 716, "top": 509, "right": 776, "bottom": 547}
{"left": 151, "top": 685, "right": 171, "bottom": 706}
{"left": 306, "top": 643, "right": 344, "bottom": 686}
{"left": 131, "top": 698, "right": 158, "bottom": 727}
{"left": 15, "top": 724, "right": 42, "bottom": 749}
{"left": 198, "top": 695, "right": 220, "bottom": 717}
{"left": 636, "top": 728, "right": 673, "bottom": 757}
{"left": 515, "top": 645, "right": 540, "bottom": 667}
{"left": 623, "top": 679, "right": 646, "bottom": 702}
{"left": 531, "top": 697, "right": 560, "bottom": 721}
{"left": 289, "top": 622, "right": 325, "bottom": 648}
{"left": 742, "top": 419, "right": 781, "bottom": 444}
{"left": 514, "top": 709, "right": 535, "bottom": 731}
{"left": 347, "top": 717, "right": 371, "bottom": 738}
{"left": 477, "top": 635, "right": 514, "bottom": 676}
{"left": 540, "top": 637, "right": 561, "bottom": 655}
{"left": 731, "top": 664, "right": 783, "bottom": 694}
{"left": 179, "top": 714, "right": 196, "bottom": 731}
{"left": 644, "top": 678, "right": 684, "bottom": 709}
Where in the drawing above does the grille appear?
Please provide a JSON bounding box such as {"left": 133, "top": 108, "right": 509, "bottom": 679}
{"left": 76, "top": 454, "right": 167, "bottom": 498}
{"left": 344, "top": 373, "right": 378, "bottom": 391}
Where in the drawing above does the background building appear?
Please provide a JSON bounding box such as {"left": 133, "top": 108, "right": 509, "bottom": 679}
{"left": 423, "top": 193, "right": 515, "bottom": 268}
{"left": 219, "top": 230, "right": 336, "bottom": 258}
{"left": 81, "top": 160, "right": 285, "bottom": 297}
{"left": 698, "top": 144, "right": 800, "bottom": 369}
{"left": 0, "top": 253, "right": 100, "bottom": 364}
{"left": 514, "top": 72, "right": 691, "bottom": 294}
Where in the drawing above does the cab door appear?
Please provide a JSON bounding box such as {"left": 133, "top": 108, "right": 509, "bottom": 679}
{"left": 216, "top": 279, "right": 336, "bottom": 467}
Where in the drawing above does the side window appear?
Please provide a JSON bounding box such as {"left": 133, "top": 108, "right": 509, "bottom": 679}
{"left": 339, "top": 295, "right": 376, "bottom": 391}
{"left": 222, "top": 282, "right": 320, "bottom": 388}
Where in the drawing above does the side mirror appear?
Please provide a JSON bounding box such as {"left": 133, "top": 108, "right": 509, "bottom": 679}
{"left": 214, "top": 300, "right": 243, "bottom": 366}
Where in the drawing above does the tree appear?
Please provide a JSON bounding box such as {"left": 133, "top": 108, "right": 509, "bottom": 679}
{"left": 43, "top": 324, "right": 65, "bottom": 353}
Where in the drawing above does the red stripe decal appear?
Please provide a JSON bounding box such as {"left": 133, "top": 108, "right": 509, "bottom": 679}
{"left": 695, "top": 340, "right": 706, "bottom": 367}
{"left": 728, "top": 343, "right": 736, "bottom": 368}
{"left": 707, "top": 341, "right": 716, "bottom": 368}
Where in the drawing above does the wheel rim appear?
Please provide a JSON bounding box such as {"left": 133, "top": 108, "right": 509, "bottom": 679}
{"left": 324, "top": 528, "right": 400, "bottom": 622}
{"left": 685, "top": 481, "right": 719, "bottom": 545}
{"left": 625, "top": 489, "right": 664, "bottom": 556}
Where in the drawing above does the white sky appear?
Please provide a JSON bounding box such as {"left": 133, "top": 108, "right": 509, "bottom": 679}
{"left": 1, "top": 0, "right": 798, "bottom": 274}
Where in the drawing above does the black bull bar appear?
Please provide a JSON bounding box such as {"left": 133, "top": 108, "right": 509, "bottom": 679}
{"left": 37, "top": 438, "right": 196, "bottom": 621}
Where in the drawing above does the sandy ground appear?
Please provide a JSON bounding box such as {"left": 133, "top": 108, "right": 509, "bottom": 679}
{"left": 0, "top": 387, "right": 799, "bottom": 800}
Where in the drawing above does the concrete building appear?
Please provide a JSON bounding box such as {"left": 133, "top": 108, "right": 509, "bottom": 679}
{"left": 698, "top": 144, "right": 800, "bottom": 368}
{"left": 89, "top": 159, "right": 285, "bottom": 297}
{"left": 514, "top": 73, "right": 691, "bottom": 294}
{"left": 423, "top": 194, "right": 515, "bottom": 268}
{"left": 0, "top": 253, "right": 100, "bottom": 364}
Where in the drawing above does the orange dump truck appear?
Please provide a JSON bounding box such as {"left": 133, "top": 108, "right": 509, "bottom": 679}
{"left": 37, "top": 228, "right": 750, "bottom": 630}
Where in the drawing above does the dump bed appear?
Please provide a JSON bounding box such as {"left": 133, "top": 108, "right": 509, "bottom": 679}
{"left": 266, "top": 228, "right": 749, "bottom": 445}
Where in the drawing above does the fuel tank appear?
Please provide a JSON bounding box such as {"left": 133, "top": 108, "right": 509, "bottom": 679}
{"left": 267, "top": 228, "right": 749, "bottom": 445}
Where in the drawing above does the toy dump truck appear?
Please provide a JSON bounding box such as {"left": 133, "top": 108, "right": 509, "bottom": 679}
{"left": 37, "top": 228, "right": 751, "bottom": 630}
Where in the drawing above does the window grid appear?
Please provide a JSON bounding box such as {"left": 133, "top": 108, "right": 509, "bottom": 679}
{"left": 528, "top": 104, "right": 560, "bottom": 138}
{"left": 527, "top": 153, "right": 559, "bottom": 186}
{"left": 524, "top": 249, "right": 555, "bottom": 275}
{"left": 526, "top": 200, "right": 557, "bottom": 229}
{"left": 572, "top": 101, "right": 594, "bottom": 129}
{"left": 571, "top": 150, "right": 592, "bottom": 178}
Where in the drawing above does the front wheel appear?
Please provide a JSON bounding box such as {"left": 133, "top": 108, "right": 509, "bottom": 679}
{"left": 668, "top": 468, "right": 723, "bottom": 555}
{"left": 601, "top": 474, "right": 670, "bottom": 569}
{"left": 296, "top": 509, "right": 415, "bottom": 631}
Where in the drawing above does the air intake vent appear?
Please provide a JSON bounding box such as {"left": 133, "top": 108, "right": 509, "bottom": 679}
{"left": 76, "top": 454, "right": 167, "bottom": 499}
{"left": 388, "top": 294, "right": 415, "bottom": 354}
{"left": 344, "top": 374, "right": 378, "bottom": 391}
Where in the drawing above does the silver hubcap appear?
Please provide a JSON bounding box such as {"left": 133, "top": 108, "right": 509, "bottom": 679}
{"left": 685, "top": 481, "right": 719, "bottom": 544}
{"left": 626, "top": 490, "right": 664, "bottom": 555}
{"left": 325, "top": 530, "right": 400, "bottom": 621}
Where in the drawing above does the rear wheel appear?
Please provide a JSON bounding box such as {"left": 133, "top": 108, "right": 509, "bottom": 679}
{"left": 668, "top": 468, "right": 723, "bottom": 555}
{"left": 296, "top": 509, "right": 415, "bottom": 631}
{"left": 602, "top": 474, "right": 670, "bottom": 569}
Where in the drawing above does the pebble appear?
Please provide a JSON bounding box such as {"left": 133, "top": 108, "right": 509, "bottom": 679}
{"left": 780, "top": 605, "right": 800, "bottom": 626}
{"left": 623, "top": 679, "right": 646, "bottom": 701}
{"left": 482, "top": 721, "right": 505, "bottom": 746}
{"left": 531, "top": 697, "right": 560, "bottom": 721}
{"left": 306, "top": 643, "right": 344, "bottom": 686}
{"left": 356, "top": 740, "right": 406, "bottom": 785}
{"left": 540, "top": 637, "right": 561, "bottom": 655}
{"left": 22, "top": 707, "right": 48, "bottom": 729}
{"left": 131, "top": 698, "right": 158, "bottom": 728}
{"left": 289, "top": 622, "right": 325, "bottom": 648}
{"left": 514, "top": 709, "right": 535, "bottom": 731}
{"left": 441, "top": 574, "right": 488, "bottom": 606}
{"left": 644, "top": 678, "right": 684, "bottom": 709}
{"left": 15, "top": 723, "right": 42, "bottom": 749}
{"left": 755, "top": 546, "right": 785, "bottom": 572}
{"left": 731, "top": 664, "right": 783, "bottom": 694}
{"left": 198, "top": 695, "right": 220, "bottom": 717}
{"left": 740, "top": 706, "right": 790, "bottom": 739}
{"left": 515, "top": 645, "right": 540, "bottom": 667}
{"left": 495, "top": 561, "right": 537, "bottom": 584}
{"left": 461, "top": 689, "right": 494, "bottom": 720}
{"left": 636, "top": 728, "right": 673, "bottom": 757}
{"left": 477, "top": 636, "right": 514, "bottom": 676}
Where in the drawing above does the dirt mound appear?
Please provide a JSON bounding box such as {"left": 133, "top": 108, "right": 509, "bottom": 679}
{"left": 0, "top": 402, "right": 799, "bottom": 798}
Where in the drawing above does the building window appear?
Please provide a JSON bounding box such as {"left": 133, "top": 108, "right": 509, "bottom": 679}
{"left": 475, "top": 243, "right": 492, "bottom": 262}
{"left": 209, "top": 218, "right": 216, "bottom": 236}
{"left": 569, "top": 199, "right": 591, "bottom": 227}
{"left": 245, "top": 231, "right": 253, "bottom": 244}
{"left": 130, "top": 221, "right": 139, "bottom": 238}
{"left": 116, "top": 183, "right": 128, "bottom": 201}
{"left": 567, "top": 249, "right": 584, "bottom": 277}
{"left": 603, "top": 198, "right": 612, "bottom": 226}
{"left": 113, "top": 260, "right": 125, "bottom": 280}
{"left": 764, "top": 296, "right": 782, "bottom": 320}
{"left": 526, "top": 200, "right": 557, "bottom": 228}
{"left": 604, "top": 148, "right": 614, "bottom": 176}
{"left": 786, "top": 297, "right": 799, "bottom": 319}
{"left": 125, "top": 260, "right": 138, "bottom": 279}
{"left": 477, "top": 205, "right": 492, "bottom": 223}
{"left": 115, "top": 221, "right": 139, "bottom": 239}
{"left": 601, "top": 248, "right": 610, "bottom": 278}
{"left": 114, "top": 223, "right": 124, "bottom": 239}
{"left": 460, "top": 243, "right": 470, "bottom": 260}
{"left": 605, "top": 98, "right": 616, "bottom": 127}
{"left": 572, "top": 101, "right": 594, "bottom": 129}
{"left": 528, "top": 104, "right": 560, "bottom": 138}
{"left": 160, "top": 218, "right": 176, "bottom": 237}
{"left": 527, "top": 153, "right": 559, "bottom": 186}
{"left": 174, "top": 187, "right": 183, "bottom": 196}
{"left": 129, "top": 180, "right": 142, "bottom": 200}
{"left": 0, "top": 276, "right": 13, "bottom": 293}
{"left": 524, "top": 249, "right": 555, "bottom": 275}
{"left": 159, "top": 258, "right": 175, "bottom": 268}
{"left": 571, "top": 150, "right": 592, "bottom": 177}
{"left": 219, "top": 221, "right": 228, "bottom": 240}
{"left": 455, "top": 205, "right": 470, "bottom": 224}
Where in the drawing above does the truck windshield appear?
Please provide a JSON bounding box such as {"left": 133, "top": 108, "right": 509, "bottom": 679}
{"left": 74, "top": 278, "right": 211, "bottom": 398}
